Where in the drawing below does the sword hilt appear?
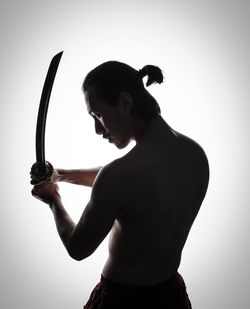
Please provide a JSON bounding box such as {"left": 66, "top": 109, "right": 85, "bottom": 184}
{"left": 30, "top": 161, "right": 54, "bottom": 184}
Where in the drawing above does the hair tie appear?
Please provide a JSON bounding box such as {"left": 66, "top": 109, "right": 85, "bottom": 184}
{"left": 137, "top": 68, "right": 145, "bottom": 79}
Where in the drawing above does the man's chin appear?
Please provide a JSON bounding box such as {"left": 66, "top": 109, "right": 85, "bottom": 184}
{"left": 110, "top": 138, "right": 129, "bottom": 149}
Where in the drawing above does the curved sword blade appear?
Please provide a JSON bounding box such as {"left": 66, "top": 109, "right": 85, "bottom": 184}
{"left": 36, "top": 51, "right": 63, "bottom": 163}
{"left": 30, "top": 51, "right": 63, "bottom": 182}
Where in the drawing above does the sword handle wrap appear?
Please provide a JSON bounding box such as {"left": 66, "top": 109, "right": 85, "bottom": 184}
{"left": 30, "top": 161, "right": 54, "bottom": 183}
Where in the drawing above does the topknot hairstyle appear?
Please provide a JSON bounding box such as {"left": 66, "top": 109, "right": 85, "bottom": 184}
{"left": 138, "top": 65, "right": 164, "bottom": 87}
{"left": 82, "top": 61, "right": 164, "bottom": 121}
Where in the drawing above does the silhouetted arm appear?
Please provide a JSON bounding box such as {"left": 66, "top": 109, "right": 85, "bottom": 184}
{"left": 31, "top": 183, "right": 76, "bottom": 251}
{"left": 49, "top": 197, "right": 76, "bottom": 252}
{"left": 32, "top": 163, "right": 124, "bottom": 260}
{"left": 65, "top": 164, "right": 125, "bottom": 260}
{"left": 55, "top": 167, "right": 102, "bottom": 187}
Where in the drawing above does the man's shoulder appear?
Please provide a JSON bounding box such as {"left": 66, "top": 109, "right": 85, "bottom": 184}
{"left": 175, "top": 130, "right": 210, "bottom": 184}
{"left": 92, "top": 158, "right": 131, "bottom": 197}
{"left": 99, "top": 158, "right": 128, "bottom": 178}
{"left": 101, "top": 153, "right": 136, "bottom": 178}
{"left": 175, "top": 131, "right": 209, "bottom": 161}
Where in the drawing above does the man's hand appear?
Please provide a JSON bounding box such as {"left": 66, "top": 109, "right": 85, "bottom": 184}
{"left": 31, "top": 182, "right": 61, "bottom": 205}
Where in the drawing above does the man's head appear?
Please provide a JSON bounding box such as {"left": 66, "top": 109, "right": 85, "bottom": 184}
{"left": 82, "top": 61, "right": 164, "bottom": 148}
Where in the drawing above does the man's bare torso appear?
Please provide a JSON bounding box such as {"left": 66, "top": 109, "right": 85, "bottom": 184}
{"left": 102, "top": 116, "right": 209, "bottom": 286}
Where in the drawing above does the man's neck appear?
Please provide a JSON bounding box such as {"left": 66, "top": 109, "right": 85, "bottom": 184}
{"left": 132, "top": 114, "right": 160, "bottom": 142}
{"left": 132, "top": 114, "right": 177, "bottom": 146}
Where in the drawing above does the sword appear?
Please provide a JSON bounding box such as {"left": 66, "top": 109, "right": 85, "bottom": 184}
{"left": 30, "top": 51, "right": 63, "bottom": 184}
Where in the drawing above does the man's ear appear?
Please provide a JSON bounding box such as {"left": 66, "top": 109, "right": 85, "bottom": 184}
{"left": 117, "top": 92, "right": 134, "bottom": 115}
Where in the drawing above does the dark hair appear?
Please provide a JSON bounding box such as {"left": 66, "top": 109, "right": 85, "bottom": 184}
{"left": 82, "top": 61, "right": 164, "bottom": 121}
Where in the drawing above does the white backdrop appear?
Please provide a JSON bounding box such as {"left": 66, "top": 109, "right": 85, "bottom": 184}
{"left": 0, "top": 0, "right": 249, "bottom": 308}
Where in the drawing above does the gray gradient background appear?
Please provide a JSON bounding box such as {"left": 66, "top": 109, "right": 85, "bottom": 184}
{"left": 0, "top": 0, "right": 249, "bottom": 308}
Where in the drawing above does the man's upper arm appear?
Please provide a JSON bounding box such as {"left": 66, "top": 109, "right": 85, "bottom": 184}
{"left": 68, "top": 163, "right": 125, "bottom": 260}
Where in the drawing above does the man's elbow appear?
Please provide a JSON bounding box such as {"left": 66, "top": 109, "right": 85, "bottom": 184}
{"left": 68, "top": 251, "right": 89, "bottom": 261}
{"left": 67, "top": 243, "right": 94, "bottom": 261}
{"left": 69, "top": 252, "right": 86, "bottom": 261}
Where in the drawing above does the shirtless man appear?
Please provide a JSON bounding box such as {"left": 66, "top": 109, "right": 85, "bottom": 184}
{"left": 31, "top": 61, "right": 209, "bottom": 308}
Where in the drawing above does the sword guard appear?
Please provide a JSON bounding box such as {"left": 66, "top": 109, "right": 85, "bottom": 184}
{"left": 30, "top": 161, "right": 54, "bottom": 183}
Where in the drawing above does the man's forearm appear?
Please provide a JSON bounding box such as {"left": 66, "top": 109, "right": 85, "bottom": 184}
{"left": 49, "top": 198, "right": 76, "bottom": 255}
{"left": 58, "top": 167, "right": 101, "bottom": 187}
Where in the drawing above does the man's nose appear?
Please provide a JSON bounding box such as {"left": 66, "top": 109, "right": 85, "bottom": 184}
{"left": 95, "top": 119, "right": 105, "bottom": 135}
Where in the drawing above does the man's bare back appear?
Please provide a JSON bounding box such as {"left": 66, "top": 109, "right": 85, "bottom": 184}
{"left": 31, "top": 60, "right": 209, "bottom": 308}
{"left": 101, "top": 115, "right": 209, "bottom": 286}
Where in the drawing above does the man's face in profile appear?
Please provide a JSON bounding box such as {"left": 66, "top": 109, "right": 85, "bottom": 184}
{"left": 84, "top": 89, "right": 132, "bottom": 149}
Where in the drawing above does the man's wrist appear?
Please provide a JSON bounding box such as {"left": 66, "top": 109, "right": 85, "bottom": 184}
{"left": 57, "top": 169, "right": 66, "bottom": 182}
{"left": 49, "top": 195, "right": 62, "bottom": 210}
